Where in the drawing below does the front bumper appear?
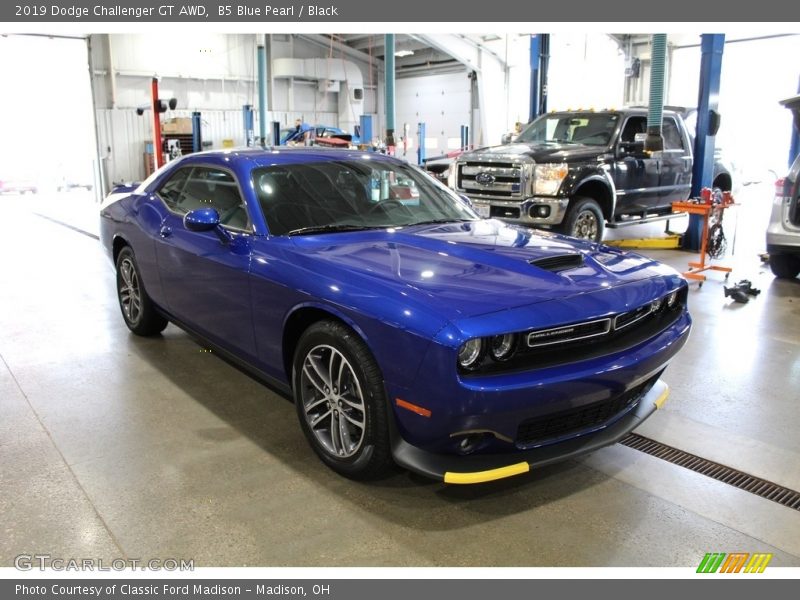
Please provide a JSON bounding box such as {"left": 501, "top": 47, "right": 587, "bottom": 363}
{"left": 391, "top": 380, "right": 669, "bottom": 484}
{"left": 471, "top": 196, "right": 569, "bottom": 226}
{"left": 767, "top": 242, "right": 800, "bottom": 256}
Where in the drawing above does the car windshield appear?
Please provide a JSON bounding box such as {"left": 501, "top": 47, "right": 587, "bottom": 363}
{"left": 516, "top": 112, "right": 619, "bottom": 146}
{"left": 252, "top": 159, "right": 478, "bottom": 236}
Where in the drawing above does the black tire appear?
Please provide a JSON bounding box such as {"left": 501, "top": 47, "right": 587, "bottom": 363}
{"left": 769, "top": 253, "right": 800, "bottom": 279}
{"left": 292, "top": 320, "right": 392, "bottom": 480}
{"left": 115, "top": 246, "right": 168, "bottom": 336}
{"left": 560, "top": 197, "right": 605, "bottom": 242}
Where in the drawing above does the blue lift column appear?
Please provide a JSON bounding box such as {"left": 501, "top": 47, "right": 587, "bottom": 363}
{"left": 685, "top": 34, "right": 725, "bottom": 251}
{"left": 384, "top": 34, "right": 396, "bottom": 153}
{"left": 417, "top": 122, "right": 426, "bottom": 165}
{"left": 271, "top": 121, "right": 281, "bottom": 147}
{"left": 788, "top": 77, "right": 800, "bottom": 167}
{"left": 460, "top": 125, "right": 469, "bottom": 151}
{"left": 529, "top": 34, "right": 550, "bottom": 121}
{"left": 242, "top": 104, "right": 255, "bottom": 147}
{"left": 191, "top": 112, "right": 202, "bottom": 153}
{"left": 257, "top": 43, "right": 267, "bottom": 146}
{"left": 360, "top": 115, "right": 373, "bottom": 149}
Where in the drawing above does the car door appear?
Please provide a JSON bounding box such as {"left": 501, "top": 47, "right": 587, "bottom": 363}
{"left": 612, "top": 115, "right": 661, "bottom": 215}
{"left": 153, "top": 164, "right": 257, "bottom": 360}
{"left": 657, "top": 116, "right": 693, "bottom": 207}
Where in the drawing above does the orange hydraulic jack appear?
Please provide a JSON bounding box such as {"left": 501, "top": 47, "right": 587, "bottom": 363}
{"left": 672, "top": 191, "right": 735, "bottom": 286}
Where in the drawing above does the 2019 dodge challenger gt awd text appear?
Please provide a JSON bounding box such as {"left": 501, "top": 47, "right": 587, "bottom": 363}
{"left": 100, "top": 148, "right": 691, "bottom": 484}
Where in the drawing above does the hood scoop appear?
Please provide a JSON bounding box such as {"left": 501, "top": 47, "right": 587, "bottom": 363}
{"left": 529, "top": 253, "right": 585, "bottom": 273}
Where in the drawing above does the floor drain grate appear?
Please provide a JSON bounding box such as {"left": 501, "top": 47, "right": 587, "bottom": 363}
{"left": 620, "top": 433, "right": 800, "bottom": 512}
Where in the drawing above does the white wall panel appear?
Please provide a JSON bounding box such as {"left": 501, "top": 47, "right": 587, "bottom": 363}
{"left": 396, "top": 71, "right": 471, "bottom": 156}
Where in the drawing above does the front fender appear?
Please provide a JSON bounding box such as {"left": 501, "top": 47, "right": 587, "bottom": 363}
{"left": 560, "top": 167, "right": 617, "bottom": 218}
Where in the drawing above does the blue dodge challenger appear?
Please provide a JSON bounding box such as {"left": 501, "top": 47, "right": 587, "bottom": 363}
{"left": 100, "top": 148, "right": 690, "bottom": 484}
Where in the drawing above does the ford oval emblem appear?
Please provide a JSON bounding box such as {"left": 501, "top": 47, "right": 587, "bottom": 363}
{"left": 475, "top": 172, "right": 496, "bottom": 185}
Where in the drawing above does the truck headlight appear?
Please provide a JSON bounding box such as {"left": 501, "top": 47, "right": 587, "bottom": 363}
{"left": 533, "top": 163, "right": 569, "bottom": 196}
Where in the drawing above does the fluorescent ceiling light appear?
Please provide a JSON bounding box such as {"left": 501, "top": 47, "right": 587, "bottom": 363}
{"left": 394, "top": 49, "right": 415, "bottom": 58}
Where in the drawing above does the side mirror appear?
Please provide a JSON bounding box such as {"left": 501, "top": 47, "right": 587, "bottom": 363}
{"left": 708, "top": 109, "right": 721, "bottom": 136}
{"left": 618, "top": 138, "right": 646, "bottom": 158}
{"left": 184, "top": 208, "right": 220, "bottom": 232}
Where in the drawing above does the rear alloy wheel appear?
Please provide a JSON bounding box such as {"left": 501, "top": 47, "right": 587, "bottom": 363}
{"left": 293, "top": 320, "right": 392, "bottom": 479}
{"left": 769, "top": 253, "right": 800, "bottom": 279}
{"left": 115, "top": 247, "right": 168, "bottom": 336}
{"left": 562, "top": 197, "right": 605, "bottom": 242}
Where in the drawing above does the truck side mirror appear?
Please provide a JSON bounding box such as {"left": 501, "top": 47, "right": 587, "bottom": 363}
{"left": 708, "top": 110, "right": 721, "bottom": 136}
{"left": 617, "top": 139, "right": 645, "bottom": 158}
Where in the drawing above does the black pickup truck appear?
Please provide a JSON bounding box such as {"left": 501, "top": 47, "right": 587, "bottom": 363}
{"left": 454, "top": 107, "right": 731, "bottom": 242}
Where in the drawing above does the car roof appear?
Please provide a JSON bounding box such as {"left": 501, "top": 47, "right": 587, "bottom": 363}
{"left": 172, "top": 147, "right": 399, "bottom": 168}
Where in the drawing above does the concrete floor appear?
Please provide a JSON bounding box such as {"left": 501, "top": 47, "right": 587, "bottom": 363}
{"left": 1, "top": 184, "right": 799, "bottom": 567}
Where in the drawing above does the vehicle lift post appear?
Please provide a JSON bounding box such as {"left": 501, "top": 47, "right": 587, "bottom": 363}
{"left": 191, "top": 112, "right": 202, "bottom": 153}
{"left": 789, "top": 76, "right": 800, "bottom": 167}
{"left": 384, "top": 34, "right": 396, "bottom": 154}
{"left": 242, "top": 105, "right": 255, "bottom": 147}
{"left": 417, "top": 122, "right": 426, "bottom": 165}
{"left": 151, "top": 77, "right": 164, "bottom": 169}
{"left": 360, "top": 115, "right": 374, "bottom": 150}
{"left": 257, "top": 42, "right": 268, "bottom": 146}
{"left": 460, "top": 125, "right": 470, "bottom": 151}
{"left": 685, "top": 34, "right": 725, "bottom": 252}
{"left": 271, "top": 121, "right": 281, "bottom": 147}
{"left": 529, "top": 34, "right": 550, "bottom": 121}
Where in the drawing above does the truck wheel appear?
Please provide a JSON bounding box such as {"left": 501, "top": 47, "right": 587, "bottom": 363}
{"left": 562, "top": 197, "right": 604, "bottom": 242}
{"left": 769, "top": 253, "right": 800, "bottom": 279}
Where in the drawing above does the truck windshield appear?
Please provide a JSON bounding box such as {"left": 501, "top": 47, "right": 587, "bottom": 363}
{"left": 517, "top": 112, "right": 619, "bottom": 146}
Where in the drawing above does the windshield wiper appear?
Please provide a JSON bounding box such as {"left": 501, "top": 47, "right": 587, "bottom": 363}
{"left": 286, "top": 224, "right": 383, "bottom": 236}
{"left": 405, "top": 218, "right": 475, "bottom": 226}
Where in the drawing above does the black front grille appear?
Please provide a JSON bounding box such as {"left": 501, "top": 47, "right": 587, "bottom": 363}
{"left": 516, "top": 375, "right": 659, "bottom": 447}
{"left": 530, "top": 253, "right": 585, "bottom": 273}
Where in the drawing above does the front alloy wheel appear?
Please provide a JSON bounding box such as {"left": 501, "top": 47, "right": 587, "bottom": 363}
{"left": 293, "top": 320, "right": 392, "bottom": 479}
{"left": 299, "top": 344, "right": 366, "bottom": 458}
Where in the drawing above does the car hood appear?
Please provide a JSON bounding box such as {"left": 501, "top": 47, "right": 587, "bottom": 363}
{"left": 461, "top": 142, "right": 603, "bottom": 163}
{"left": 289, "top": 220, "right": 677, "bottom": 320}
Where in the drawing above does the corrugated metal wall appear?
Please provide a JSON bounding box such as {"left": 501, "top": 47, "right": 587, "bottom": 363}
{"left": 97, "top": 108, "right": 339, "bottom": 183}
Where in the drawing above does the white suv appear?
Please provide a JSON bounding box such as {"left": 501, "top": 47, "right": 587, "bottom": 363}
{"left": 767, "top": 95, "right": 800, "bottom": 279}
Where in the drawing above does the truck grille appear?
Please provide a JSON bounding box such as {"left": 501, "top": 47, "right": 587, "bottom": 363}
{"left": 457, "top": 162, "right": 525, "bottom": 199}
{"left": 515, "top": 375, "right": 659, "bottom": 447}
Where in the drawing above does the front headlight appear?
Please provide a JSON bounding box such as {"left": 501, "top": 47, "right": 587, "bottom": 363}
{"left": 533, "top": 163, "right": 569, "bottom": 196}
{"left": 457, "top": 338, "right": 484, "bottom": 370}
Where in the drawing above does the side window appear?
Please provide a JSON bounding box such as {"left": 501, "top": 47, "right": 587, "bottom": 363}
{"left": 176, "top": 167, "right": 251, "bottom": 231}
{"left": 663, "top": 118, "right": 686, "bottom": 151}
{"left": 157, "top": 167, "right": 192, "bottom": 210}
{"left": 620, "top": 116, "right": 646, "bottom": 142}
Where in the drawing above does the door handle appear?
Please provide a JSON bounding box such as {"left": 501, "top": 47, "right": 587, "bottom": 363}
{"left": 159, "top": 226, "right": 172, "bottom": 238}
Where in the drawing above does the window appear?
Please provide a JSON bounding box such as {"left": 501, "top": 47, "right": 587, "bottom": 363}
{"left": 663, "top": 118, "right": 686, "bottom": 151}
{"left": 157, "top": 166, "right": 250, "bottom": 231}
{"left": 157, "top": 167, "right": 191, "bottom": 210}
{"left": 620, "top": 116, "right": 646, "bottom": 142}
{"left": 517, "top": 113, "right": 618, "bottom": 146}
